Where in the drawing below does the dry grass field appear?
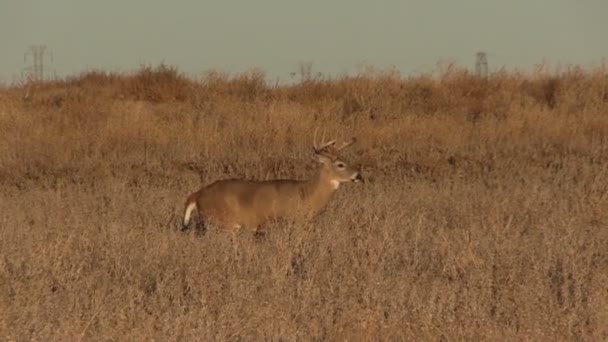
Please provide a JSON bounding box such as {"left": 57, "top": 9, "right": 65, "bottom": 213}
{"left": 0, "top": 64, "right": 607, "bottom": 341}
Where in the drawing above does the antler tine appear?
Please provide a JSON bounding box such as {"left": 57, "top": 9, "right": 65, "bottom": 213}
{"left": 335, "top": 137, "right": 357, "bottom": 152}
{"left": 313, "top": 127, "right": 336, "bottom": 152}
{"left": 321, "top": 128, "right": 326, "bottom": 146}
{"left": 313, "top": 127, "right": 319, "bottom": 151}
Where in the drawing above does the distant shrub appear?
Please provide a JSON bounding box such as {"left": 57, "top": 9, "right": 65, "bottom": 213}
{"left": 121, "top": 63, "right": 197, "bottom": 103}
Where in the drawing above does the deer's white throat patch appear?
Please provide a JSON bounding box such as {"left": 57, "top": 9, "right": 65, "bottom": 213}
{"left": 330, "top": 180, "right": 340, "bottom": 189}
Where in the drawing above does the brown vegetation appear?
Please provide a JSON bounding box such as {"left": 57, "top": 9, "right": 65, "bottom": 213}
{"left": 0, "top": 64, "right": 607, "bottom": 340}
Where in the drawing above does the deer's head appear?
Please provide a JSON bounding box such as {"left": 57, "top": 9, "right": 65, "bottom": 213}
{"left": 312, "top": 128, "right": 364, "bottom": 188}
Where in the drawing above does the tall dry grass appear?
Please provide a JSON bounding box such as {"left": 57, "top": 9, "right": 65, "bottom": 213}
{"left": 0, "top": 64, "right": 607, "bottom": 341}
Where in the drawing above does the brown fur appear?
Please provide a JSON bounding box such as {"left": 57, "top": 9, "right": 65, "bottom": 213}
{"left": 181, "top": 138, "right": 363, "bottom": 232}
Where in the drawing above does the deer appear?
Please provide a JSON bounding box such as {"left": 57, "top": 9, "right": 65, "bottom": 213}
{"left": 180, "top": 129, "right": 364, "bottom": 234}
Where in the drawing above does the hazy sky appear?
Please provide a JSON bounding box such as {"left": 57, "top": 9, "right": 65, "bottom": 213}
{"left": 2, "top": 0, "right": 607, "bottom": 82}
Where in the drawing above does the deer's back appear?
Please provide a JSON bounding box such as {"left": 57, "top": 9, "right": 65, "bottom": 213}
{"left": 195, "top": 179, "right": 307, "bottom": 228}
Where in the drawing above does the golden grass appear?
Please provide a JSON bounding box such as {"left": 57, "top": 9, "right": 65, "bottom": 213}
{"left": 0, "top": 64, "right": 607, "bottom": 340}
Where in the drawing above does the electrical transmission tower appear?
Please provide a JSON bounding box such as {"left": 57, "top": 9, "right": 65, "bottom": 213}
{"left": 23, "top": 45, "right": 53, "bottom": 82}
{"left": 475, "top": 51, "right": 488, "bottom": 78}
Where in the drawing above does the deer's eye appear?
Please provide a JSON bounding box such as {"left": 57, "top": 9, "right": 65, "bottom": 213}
{"left": 336, "top": 162, "right": 345, "bottom": 169}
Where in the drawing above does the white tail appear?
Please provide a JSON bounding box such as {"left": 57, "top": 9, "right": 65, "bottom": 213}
{"left": 182, "top": 201, "right": 197, "bottom": 227}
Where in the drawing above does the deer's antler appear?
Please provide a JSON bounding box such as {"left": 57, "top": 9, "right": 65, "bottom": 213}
{"left": 334, "top": 137, "right": 356, "bottom": 152}
{"left": 313, "top": 127, "right": 336, "bottom": 153}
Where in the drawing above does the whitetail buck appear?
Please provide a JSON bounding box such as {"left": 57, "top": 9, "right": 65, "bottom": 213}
{"left": 181, "top": 129, "right": 363, "bottom": 233}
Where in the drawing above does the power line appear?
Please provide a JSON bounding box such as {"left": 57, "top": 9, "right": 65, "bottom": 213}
{"left": 23, "top": 45, "right": 53, "bottom": 82}
{"left": 475, "top": 51, "right": 488, "bottom": 78}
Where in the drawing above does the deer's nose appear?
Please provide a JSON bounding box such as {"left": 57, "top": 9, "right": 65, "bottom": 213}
{"left": 352, "top": 173, "right": 364, "bottom": 183}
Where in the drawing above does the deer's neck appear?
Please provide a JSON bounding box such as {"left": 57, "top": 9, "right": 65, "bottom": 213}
{"left": 301, "top": 169, "right": 339, "bottom": 215}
